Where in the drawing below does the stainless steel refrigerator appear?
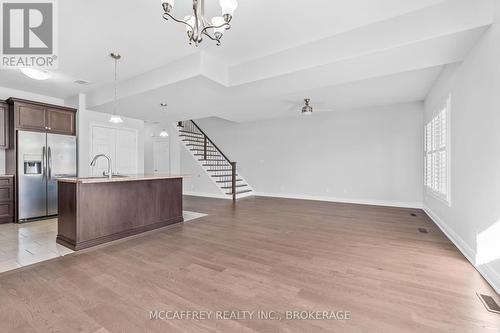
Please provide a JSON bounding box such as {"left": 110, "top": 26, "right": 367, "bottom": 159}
{"left": 17, "top": 131, "right": 77, "bottom": 221}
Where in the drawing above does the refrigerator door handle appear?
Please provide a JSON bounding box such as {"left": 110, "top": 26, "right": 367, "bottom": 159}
{"left": 48, "top": 146, "right": 52, "bottom": 180}
{"left": 42, "top": 146, "right": 47, "bottom": 180}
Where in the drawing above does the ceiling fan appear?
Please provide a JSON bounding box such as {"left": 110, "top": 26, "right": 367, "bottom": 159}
{"left": 286, "top": 98, "right": 334, "bottom": 115}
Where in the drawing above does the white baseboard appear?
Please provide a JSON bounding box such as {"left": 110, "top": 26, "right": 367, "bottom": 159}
{"left": 183, "top": 191, "right": 255, "bottom": 200}
{"left": 423, "top": 205, "right": 500, "bottom": 294}
{"left": 479, "top": 264, "right": 500, "bottom": 295}
{"left": 183, "top": 191, "right": 421, "bottom": 208}
{"left": 183, "top": 191, "right": 231, "bottom": 200}
{"left": 255, "top": 192, "right": 423, "bottom": 209}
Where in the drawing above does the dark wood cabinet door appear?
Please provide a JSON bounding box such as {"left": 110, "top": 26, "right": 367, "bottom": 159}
{"left": 0, "top": 202, "right": 13, "bottom": 223}
{"left": 0, "top": 176, "right": 14, "bottom": 224}
{"left": 46, "top": 108, "right": 76, "bottom": 135}
{"left": 0, "top": 186, "right": 13, "bottom": 202}
{"left": 15, "top": 103, "right": 47, "bottom": 131}
{"left": 0, "top": 102, "right": 8, "bottom": 149}
{"left": 0, "top": 177, "right": 12, "bottom": 187}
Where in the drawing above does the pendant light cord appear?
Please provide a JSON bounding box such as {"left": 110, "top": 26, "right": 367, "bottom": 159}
{"left": 113, "top": 58, "right": 117, "bottom": 115}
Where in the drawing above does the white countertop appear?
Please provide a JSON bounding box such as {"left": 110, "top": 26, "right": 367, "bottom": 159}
{"left": 57, "top": 174, "right": 187, "bottom": 184}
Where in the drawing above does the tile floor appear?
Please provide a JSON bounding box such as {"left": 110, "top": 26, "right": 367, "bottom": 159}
{"left": 0, "top": 210, "right": 207, "bottom": 273}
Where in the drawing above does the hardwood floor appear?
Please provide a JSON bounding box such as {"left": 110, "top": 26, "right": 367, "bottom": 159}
{"left": 0, "top": 196, "right": 498, "bottom": 333}
{"left": 0, "top": 212, "right": 206, "bottom": 273}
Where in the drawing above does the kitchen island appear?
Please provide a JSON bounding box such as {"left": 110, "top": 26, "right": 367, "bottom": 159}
{"left": 56, "top": 175, "right": 184, "bottom": 250}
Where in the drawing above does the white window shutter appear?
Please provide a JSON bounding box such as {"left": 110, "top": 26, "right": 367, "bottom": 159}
{"left": 424, "top": 98, "right": 450, "bottom": 203}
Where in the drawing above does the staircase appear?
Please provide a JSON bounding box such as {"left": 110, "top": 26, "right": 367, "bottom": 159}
{"left": 177, "top": 120, "right": 253, "bottom": 201}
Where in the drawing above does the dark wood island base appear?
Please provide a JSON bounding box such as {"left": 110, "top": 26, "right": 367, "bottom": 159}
{"left": 56, "top": 176, "right": 183, "bottom": 250}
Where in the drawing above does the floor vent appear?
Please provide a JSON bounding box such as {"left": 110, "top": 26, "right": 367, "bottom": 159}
{"left": 410, "top": 213, "right": 417, "bottom": 217}
{"left": 418, "top": 228, "right": 428, "bottom": 234}
{"left": 477, "top": 293, "right": 500, "bottom": 314}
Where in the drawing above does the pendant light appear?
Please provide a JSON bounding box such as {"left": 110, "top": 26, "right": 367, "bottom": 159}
{"left": 159, "top": 103, "right": 168, "bottom": 137}
{"left": 109, "top": 53, "right": 124, "bottom": 124}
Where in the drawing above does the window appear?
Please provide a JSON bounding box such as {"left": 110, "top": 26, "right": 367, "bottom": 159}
{"left": 424, "top": 97, "right": 450, "bottom": 204}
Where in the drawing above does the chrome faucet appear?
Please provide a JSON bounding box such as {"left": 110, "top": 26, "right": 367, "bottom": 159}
{"left": 90, "top": 154, "right": 112, "bottom": 179}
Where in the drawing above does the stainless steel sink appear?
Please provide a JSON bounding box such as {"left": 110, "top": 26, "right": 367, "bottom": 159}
{"left": 82, "top": 175, "right": 129, "bottom": 180}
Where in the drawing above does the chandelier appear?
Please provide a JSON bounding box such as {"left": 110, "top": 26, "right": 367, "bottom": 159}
{"left": 161, "top": 0, "right": 238, "bottom": 46}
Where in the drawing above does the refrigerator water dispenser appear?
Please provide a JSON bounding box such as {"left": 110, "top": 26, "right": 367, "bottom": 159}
{"left": 23, "top": 154, "right": 42, "bottom": 175}
{"left": 24, "top": 161, "right": 42, "bottom": 174}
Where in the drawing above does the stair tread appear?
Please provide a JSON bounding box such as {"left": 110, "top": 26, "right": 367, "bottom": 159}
{"left": 194, "top": 154, "right": 222, "bottom": 156}
{"left": 216, "top": 179, "right": 243, "bottom": 183}
{"left": 189, "top": 149, "right": 217, "bottom": 152}
{"left": 189, "top": 148, "right": 217, "bottom": 151}
{"left": 186, "top": 143, "right": 215, "bottom": 147}
{"left": 179, "top": 130, "right": 203, "bottom": 136}
{"left": 182, "top": 139, "right": 207, "bottom": 143}
{"left": 180, "top": 133, "right": 204, "bottom": 138}
{"left": 203, "top": 164, "right": 231, "bottom": 166}
{"left": 188, "top": 145, "right": 216, "bottom": 148}
{"left": 211, "top": 174, "right": 238, "bottom": 177}
{"left": 226, "top": 189, "right": 253, "bottom": 195}
{"left": 189, "top": 147, "right": 214, "bottom": 150}
{"left": 221, "top": 184, "right": 248, "bottom": 189}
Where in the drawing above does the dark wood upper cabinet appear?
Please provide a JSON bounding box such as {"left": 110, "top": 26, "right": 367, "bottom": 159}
{"left": 8, "top": 98, "right": 76, "bottom": 136}
{"left": 46, "top": 108, "right": 76, "bottom": 135}
{"left": 0, "top": 101, "right": 9, "bottom": 149}
{"left": 15, "top": 102, "right": 47, "bottom": 131}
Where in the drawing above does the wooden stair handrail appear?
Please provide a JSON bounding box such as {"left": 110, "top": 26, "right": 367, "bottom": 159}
{"left": 190, "top": 120, "right": 233, "bottom": 164}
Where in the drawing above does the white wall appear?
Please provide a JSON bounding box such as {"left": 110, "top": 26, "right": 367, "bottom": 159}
{"left": 423, "top": 21, "right": 500, "bottom": 293}
{"left": 181, "top": 145, "right": 226, "bottom": 198}
{"left": 0, "top": 86, "right": 64, "bottom": 105}
{"left": 144, "top": 123, "right": 158, "bottom": 174}
{"left": 0, "top": 86, "right": 65, "bottom": 175}
{"left": 183, "top": 102, "right": 424, "bottom": 207}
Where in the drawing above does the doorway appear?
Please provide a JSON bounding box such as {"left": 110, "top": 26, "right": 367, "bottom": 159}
{"left": 153, "top": 140, "right": 170, "bottom": 174}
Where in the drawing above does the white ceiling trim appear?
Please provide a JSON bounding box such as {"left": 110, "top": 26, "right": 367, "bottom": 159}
{"left": 85, "top": 26, "right": 488, "bottom": 111}
{"left": 228, "top": 0, "right": 495, "bottom": 86}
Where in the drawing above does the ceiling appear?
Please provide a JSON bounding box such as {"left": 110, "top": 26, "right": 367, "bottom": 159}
{"left": 0, "top": 0, "right": 497, "bottom": 122}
